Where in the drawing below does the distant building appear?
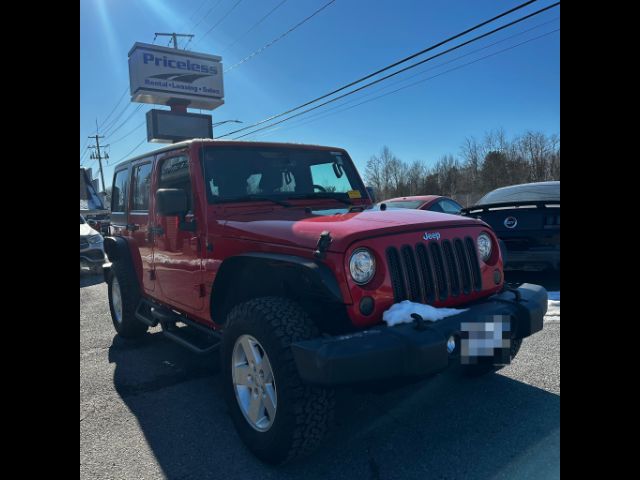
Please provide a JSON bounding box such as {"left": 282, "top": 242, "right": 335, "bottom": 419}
{"left": 80, "top": 168, "right": 108, "bottom": 214}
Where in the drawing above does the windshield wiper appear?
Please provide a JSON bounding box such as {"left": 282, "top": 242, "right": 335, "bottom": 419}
{"left": 214, "top": 195, "right": 292, "bottom": 207}
{"left": 289, "top": 193, "right": 352, "bottom": 205}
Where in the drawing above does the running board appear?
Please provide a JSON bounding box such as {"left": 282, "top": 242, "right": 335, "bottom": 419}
{"left": 135, "top": 299, "right": 158, "bottom": 327}
{"left": 162, "top": 329, "right": 220, "bottom": 355}
{"left": 135, "top": 299, "right": 221, "bottom": 354}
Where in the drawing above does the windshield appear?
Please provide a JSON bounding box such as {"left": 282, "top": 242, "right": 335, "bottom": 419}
{"left": 477, "top": 181, "right": 560, "bottom": 205}
{"left": 202, "top": 146, "right": 365, "bottom": 204}
{"left": 382, "top": 200, "right": 424, "bottom": 209}
{"left": 80, "top": 215, "right": 86, "bottom": 224}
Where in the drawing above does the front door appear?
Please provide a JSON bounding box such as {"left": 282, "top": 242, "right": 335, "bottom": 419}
{"left": 152, "top": 152, "right": 204, "bottom": 314}
{"left": 129, "top": 159, "right": 155, "bottom": 293}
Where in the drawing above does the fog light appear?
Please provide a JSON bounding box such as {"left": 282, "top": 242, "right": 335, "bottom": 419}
{"left": 359, "top": 296, "right": 374, "bottom": 316}
{"left": 447, "top": 335, "right": 456, "bottom": 354}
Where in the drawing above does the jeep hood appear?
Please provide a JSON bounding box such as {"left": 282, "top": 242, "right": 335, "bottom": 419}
{"left": 221, "top": 207, "right": 484, "bottom": 252}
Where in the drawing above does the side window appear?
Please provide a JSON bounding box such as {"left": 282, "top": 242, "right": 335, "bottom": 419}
{"left": 158, "top": 155, "right": 192, "bottom": 212}
{"left": 439, "top": 199, "right": 462, "bottom": 214}
{"left": 111, "top": 169, "right": 128, "bottom": 213}
{"left": 428, "top": 202, "right": 444, "bottom": 213}
{"left": 132, "top": 163, "right": 152, "bottom": 211}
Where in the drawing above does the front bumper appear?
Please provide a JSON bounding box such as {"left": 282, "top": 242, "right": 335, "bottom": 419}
{"left": 291, "top": 283, "right": 547, "bottom": 385}
{"left": 80, "top": 246, "right": 106, "bottom": 266}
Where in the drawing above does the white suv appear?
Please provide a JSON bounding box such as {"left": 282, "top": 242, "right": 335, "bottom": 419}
{"left": 80, "top": 215, "right": 106, "bottom": 274}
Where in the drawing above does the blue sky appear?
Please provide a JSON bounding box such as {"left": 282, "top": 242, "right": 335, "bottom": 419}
{"left": 80, "top": 0, "right": 560, "bottom": 187}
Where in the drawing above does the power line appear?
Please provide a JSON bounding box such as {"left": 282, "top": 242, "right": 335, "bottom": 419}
{"left": 98, "top": 87, "right": 129, "bottom": 131}
{"left": 245, "top": 28, "right": 560, "bottom": 141}
{"left": 224, "top": 0, "right": 336, "bottom": 73}
{"left": 195, "top": 0, "right": 244, "bottom": 47}
{"left": 227, "top": 1, "right": 560, "bottom": 139}
{"left": 188, "top": 0, "right": 210, "bottom": 22}
{"left": 106, "top": 104, "right": 144, "bottom": 137}
{"left": 90, "top": 32, "right": 153, "bottom": 136}
{"left": 119, "top": 137, "right": 147, "bottom": 163}
{"left": 192, "top": 0, "right": 226, "bottom": 33}
{"left": 102, "top": 101, "right": 135, "bottom": 135}
{"left": 110, "top": 120, "right": 146, "bottom": 145}
{"left": 177, "top": 0, "right": 211, "bottom": 33}
{"left": 221, "top": 0, "right": 289, "bottom": 54}
{"left": 246, "top": 17, "right": 560, "bottom": 138}
{"left": 220, "top": 0, "right": 541, "bottom": 137}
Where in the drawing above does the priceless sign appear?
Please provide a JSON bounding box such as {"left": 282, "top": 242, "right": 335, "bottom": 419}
{"left": 128, "top": 42, "right": 224, "bottom": 110}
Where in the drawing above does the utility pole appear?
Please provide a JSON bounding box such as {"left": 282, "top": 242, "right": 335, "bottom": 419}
{"left": 154, "top": 32, "right": 194, "bottom": 49}
{"left": 88, "top": 135, "right": 109, "bottom": 193}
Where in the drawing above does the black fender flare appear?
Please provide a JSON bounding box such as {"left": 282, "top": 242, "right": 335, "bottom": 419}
{"left": 103, "top": 236, "right": 143, "bottom": 285}
{"left": 210, "top": 253, "right": 345, "bottom": 323}
{"left": 103, "top": 236, "right": 130, "bottom": 262}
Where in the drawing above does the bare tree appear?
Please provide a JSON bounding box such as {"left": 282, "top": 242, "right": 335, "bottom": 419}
{"left": 366, "top": 129, "right": 559, "bottom": 204}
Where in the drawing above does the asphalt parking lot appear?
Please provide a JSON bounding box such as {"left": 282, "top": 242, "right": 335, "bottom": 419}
{"left": 80, "top": 270, "right": 559, "bottom": 480}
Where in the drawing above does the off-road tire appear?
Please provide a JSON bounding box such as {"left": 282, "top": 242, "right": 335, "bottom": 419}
{"left": 462, "top": 337, "right": 522, "bottom": 377}
{"left": 221, "top": 296, "right": 335, "bottom": 465}
{"left": 107, "top": 260, "right": 148, "bottom": 339}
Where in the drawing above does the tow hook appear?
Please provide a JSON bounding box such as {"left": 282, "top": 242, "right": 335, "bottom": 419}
{"left": 411, "top": 313, "right": 430, "bottom": 331}
{"left": 501, "top": 284, "right": 522, "bottom": 302}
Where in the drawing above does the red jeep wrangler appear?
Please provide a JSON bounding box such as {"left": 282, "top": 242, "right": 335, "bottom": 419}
{"left": 103, "top": 140, "right": 547, "bottom": 464}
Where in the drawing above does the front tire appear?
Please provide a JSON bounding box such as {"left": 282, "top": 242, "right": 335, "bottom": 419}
{"left": 221, "top": 297, "right": 334, "bottom": 465}
{"left": 107, "top": 261, "right": 148, "bottom": 339}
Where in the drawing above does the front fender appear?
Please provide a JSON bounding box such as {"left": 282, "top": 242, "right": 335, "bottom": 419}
{"left": 103, "top": 236, "right": 143, "bottom": 286}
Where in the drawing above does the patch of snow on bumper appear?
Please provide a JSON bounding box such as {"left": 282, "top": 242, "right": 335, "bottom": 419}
{"left": 382, "top": 300, "right": 467, "bottom": 327}
{"left": 545, "top": 291, "right": 559, "bottom": 321}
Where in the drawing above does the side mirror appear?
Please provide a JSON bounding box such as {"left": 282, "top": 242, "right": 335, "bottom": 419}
{"left": 156, "top": 188, "right": 188, "bottom": 217}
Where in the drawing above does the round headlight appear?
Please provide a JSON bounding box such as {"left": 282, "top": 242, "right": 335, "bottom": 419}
{"left": 477, "top": 232, "right": 492, "bottom": 262}
{"left": 349, "top": 248, "right": 376, "bottom": 285}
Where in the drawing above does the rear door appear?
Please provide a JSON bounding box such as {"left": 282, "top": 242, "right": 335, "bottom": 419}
{"left": 151, "top": 151, "right": 204, "bottom": 313}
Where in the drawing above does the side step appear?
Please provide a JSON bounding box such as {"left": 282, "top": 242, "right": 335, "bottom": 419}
{"left": 135, "top": 299, "right": 222, "bottom": 354}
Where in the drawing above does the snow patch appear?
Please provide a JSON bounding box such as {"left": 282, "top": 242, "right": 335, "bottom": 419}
{"left": 545, "top": 291, "right": 559, "bottom": 321}
{"left": 382, "top": 300, "right": 467, "bottom": 327}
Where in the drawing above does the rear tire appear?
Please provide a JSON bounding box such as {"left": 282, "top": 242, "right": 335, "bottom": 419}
{"left": 107, "top": 260, "right": 148, "bottom": 339}
{"left": 221, "top": 297, "right": 334, "bottom": 465}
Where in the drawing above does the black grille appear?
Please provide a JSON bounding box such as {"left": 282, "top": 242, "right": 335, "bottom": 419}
{"left": 386, "top": 237, "right": 482, "bottom": 303}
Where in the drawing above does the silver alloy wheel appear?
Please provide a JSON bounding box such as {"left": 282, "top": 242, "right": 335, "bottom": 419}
{"left": 111, "top": 276, "right": 123, "bottom": 324}
{"left": 232, "top": 334, "right": 277, "bottom": 432}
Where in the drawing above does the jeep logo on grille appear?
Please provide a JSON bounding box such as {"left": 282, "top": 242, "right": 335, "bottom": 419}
{"left": 504, "top": 216, "right": 518, "bottom": 229}
{"left": 423, "top": 232, "right": 441, "bottom": 241}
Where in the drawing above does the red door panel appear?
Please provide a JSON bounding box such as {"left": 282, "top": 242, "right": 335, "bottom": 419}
{"left": 151, "top": 152, "right": 204, "bottom": 315}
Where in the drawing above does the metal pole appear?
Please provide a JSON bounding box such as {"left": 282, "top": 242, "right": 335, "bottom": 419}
{"left": 88, "top": 135, "right": 107, "bottom": 193}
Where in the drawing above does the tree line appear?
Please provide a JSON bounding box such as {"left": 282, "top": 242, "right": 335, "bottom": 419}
{"left": 364, "top": 129, "right": 560, "bottom": 207}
